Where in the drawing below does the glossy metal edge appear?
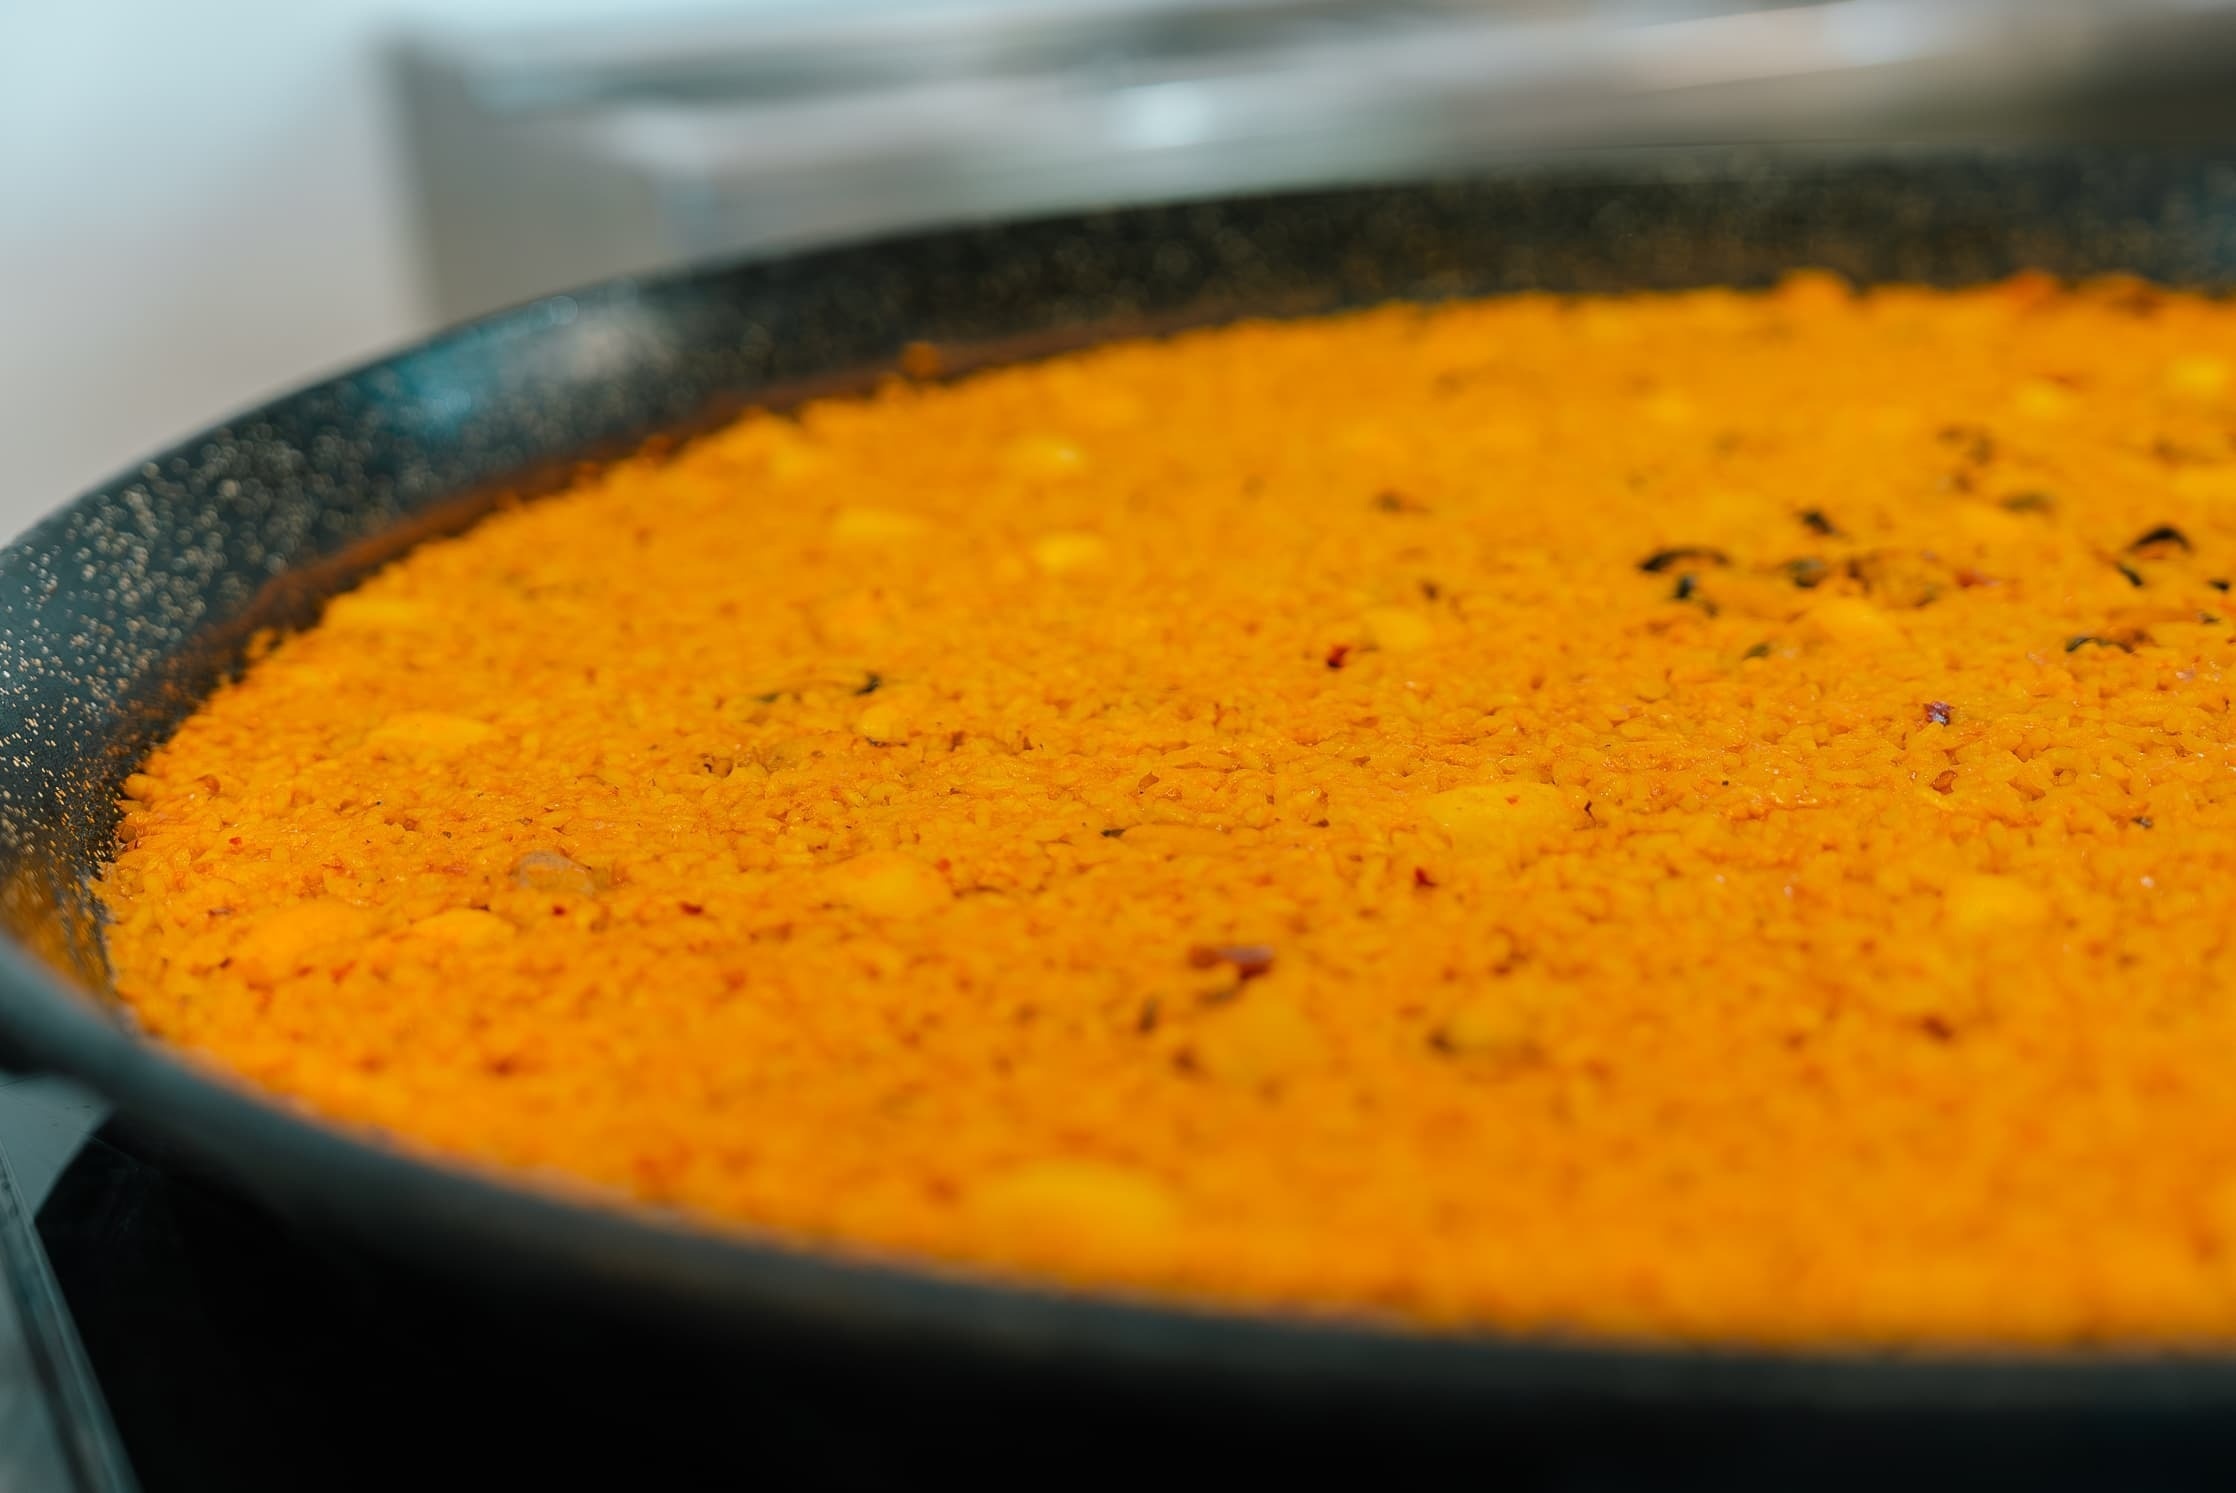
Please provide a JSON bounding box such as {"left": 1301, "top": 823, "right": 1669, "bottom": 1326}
{"left": 0, "top": 1109, "right": 137, "bottom": 1493}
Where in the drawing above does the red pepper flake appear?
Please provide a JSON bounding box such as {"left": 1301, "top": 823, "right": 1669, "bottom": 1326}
{"left": 678, "top": 902, "right": 705, "bottom": 916}
{"left": 1924, "top": 701, "right": 1952, "bottom": 726}
{"left": 1187, "top": 943, "right": 1276, "bottom": 980}
{"left": 1325, "top": 643, "right": 1352, "bottom": 670}
{"left": 898, "top": 341, "right": 944, "bottom": 380}
{"left": 1413, "top": 866, "right": 1438, "bottom": 888}
{"left": 1930, "top": 769, "right": 1958, "bottom": 794}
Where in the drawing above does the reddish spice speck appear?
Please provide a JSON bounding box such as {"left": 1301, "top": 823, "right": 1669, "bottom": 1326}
{"left": 1925, "top": 702, "right": 1952, "bottom": 726}
{"left": 1188, "top": 943, "right": 1276, "bottom": 979}
{"left": 1414, "top": 866, "right": 1438, "bottom": 888}
{"left": 678, "top": 902, "right": 705, "bottom": 916}
{"left": 1325, "top": 643, "right": 1352, "bottom": 670}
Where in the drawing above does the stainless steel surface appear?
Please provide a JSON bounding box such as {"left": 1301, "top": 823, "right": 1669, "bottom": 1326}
{"left": 0, "top": 1124, "right": 134, "bottom": 1493}
{"left": 397, "top": 0, "right": 2236, "bottom": 323}
{"left": 0, "top": 1080, "right": 106, "bottom": 1215}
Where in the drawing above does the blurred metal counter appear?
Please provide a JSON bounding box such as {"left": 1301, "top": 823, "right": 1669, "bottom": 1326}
{"left": 395, "top": 0, "right": 2236, "bottom": 325}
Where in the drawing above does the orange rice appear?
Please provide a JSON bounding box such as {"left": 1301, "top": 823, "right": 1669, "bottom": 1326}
{"left": 100, "top": 273, "right": 2236, "bottom": 1344}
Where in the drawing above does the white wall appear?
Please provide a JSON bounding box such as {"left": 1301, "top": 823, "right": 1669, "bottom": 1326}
{"left": 0, "top": 0, "right": 733, "bottom": 537}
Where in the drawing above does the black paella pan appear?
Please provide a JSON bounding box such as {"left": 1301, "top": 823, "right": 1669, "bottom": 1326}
{"left": 8, "top": 151, "right": 2236, "bottom": 1487}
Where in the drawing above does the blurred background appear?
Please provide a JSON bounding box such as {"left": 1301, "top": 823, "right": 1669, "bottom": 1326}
{"left": 7, "top": 0, "right": 2236, "bottom": 541}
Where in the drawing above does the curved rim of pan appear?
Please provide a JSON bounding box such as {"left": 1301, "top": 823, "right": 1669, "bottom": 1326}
{"left": 11, "top": 152, "right": 2236, "bottom": 1412}
{"left": 14, "top": 950, "right": 2236, "bottom": 1416}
